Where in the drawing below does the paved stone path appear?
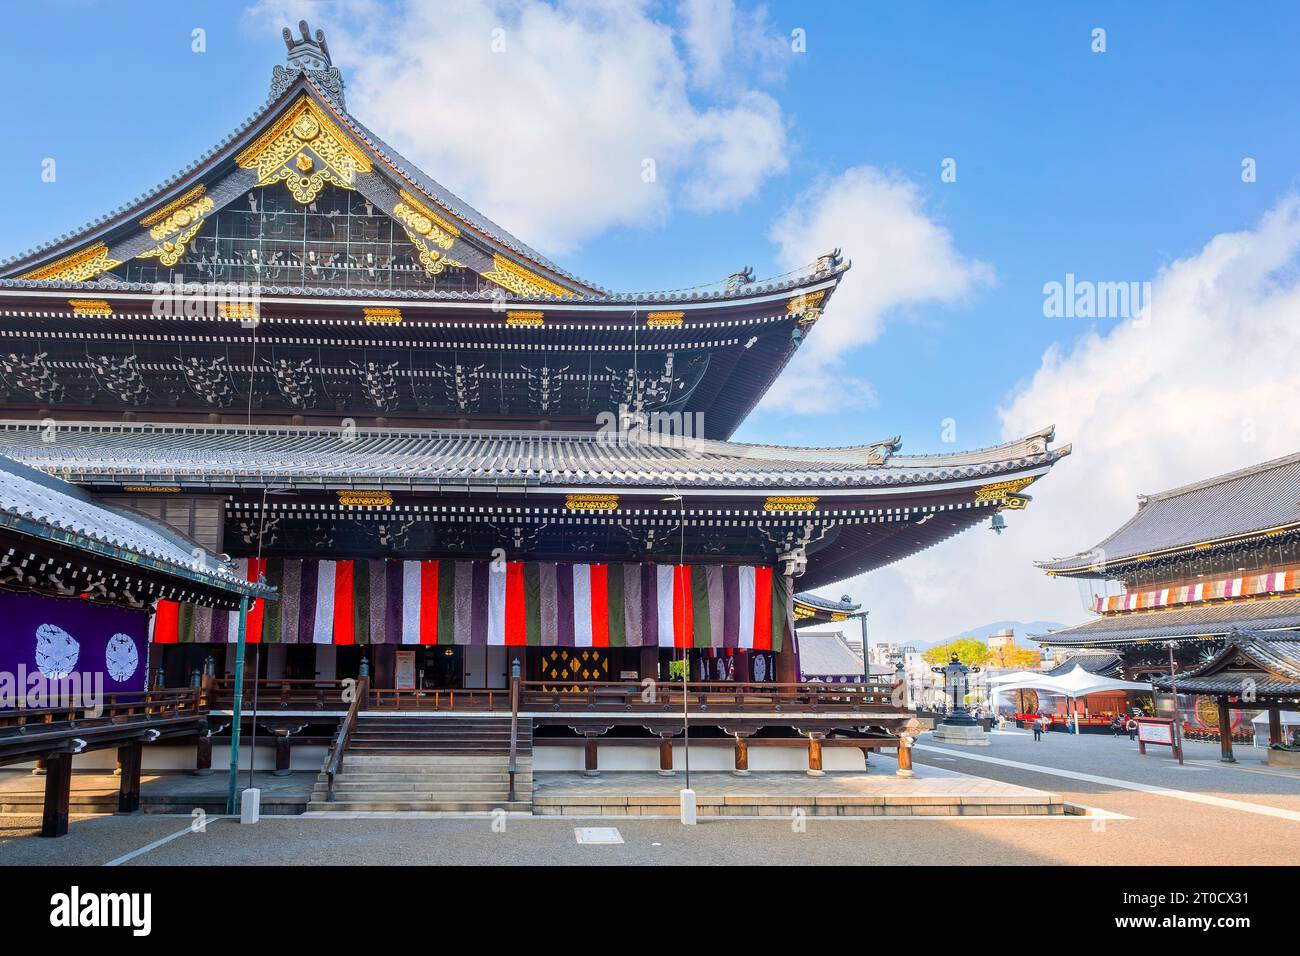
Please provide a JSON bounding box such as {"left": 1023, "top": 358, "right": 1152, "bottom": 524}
{"left": 0, "top": 729, "right": 1295, "bottom": 865}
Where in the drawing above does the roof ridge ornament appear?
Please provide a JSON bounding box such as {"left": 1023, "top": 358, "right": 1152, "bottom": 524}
{"left": 271, "top": 21, "right": 346, "bottom": 107}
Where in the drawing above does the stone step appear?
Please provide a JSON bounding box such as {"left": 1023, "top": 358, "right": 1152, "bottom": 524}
{"left": 313, "top": 786, "right": 527, "bottom": 800}
{"left": 329, "top": 779, "right": 530, "bottom": 792}
{"left": 349, "top": 736, "right": 522, "bottom": 746}
{"left": 343, "top": 753, "right": 531, "bottom": 765}
{"left": 305, "top": 800, "right": 532, "bottom": 813}
{"left": 323, "top": 770, "right": 530, "bottom": 783}
{"left": 358, "top": 717, "right": 520, "bottom": 723}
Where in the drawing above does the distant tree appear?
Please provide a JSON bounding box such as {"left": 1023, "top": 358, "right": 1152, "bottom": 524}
{"left": 923, "top": 638, "right": 992, "bottom": 668}
{"left": 991, "top": 644, "right": 1041, "bottom": 669}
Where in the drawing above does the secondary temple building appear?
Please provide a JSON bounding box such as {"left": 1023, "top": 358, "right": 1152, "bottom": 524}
{"left": 1035, "top": 453, "right": 1300, "bottom": 754}
{"left": 0, "top": 24, "right": 1069, "bottom": 786}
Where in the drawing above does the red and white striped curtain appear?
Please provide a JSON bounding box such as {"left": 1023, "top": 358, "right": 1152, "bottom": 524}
{"left": 151, "top": 558, "right": 794, "bottom": 652}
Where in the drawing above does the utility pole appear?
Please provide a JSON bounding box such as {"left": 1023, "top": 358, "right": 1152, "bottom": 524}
{"left": 225, "top": 595, "right": 250, "bottom": 814}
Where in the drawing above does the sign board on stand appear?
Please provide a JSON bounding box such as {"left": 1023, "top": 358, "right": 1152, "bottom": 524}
{"left": 395, "top": 650, "right": 416, "bottom": 691}
{"left": 1136, "top": 717, "right": 1183, "bottom": 763}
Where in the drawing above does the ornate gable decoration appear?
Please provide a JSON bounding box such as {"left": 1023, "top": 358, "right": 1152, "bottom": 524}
{"left": 136, "top": 184, "right": 215, "bottom": 268}
{"left": 482, "top": 254, "right": 571, "bottom": 299}
{"left": 393, "top": 189, "right": 465, "bottom": 276}
{"left": 20, "top": 242, "right": 121, "bottom": 282}
{"left": 236, "top": 95, "right": 372, "bottom": 205}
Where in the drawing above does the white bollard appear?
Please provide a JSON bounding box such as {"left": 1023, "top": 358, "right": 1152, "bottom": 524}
{"left": 240, "top": 787, "right": 261, "bottom": 824}
{"left": 679, "top": 788, "right": 697, "bottom": 826}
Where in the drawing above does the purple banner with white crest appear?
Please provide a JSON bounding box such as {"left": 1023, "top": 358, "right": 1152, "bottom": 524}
{"left": 0, "top": 591, "right": 147, "bottom": 709}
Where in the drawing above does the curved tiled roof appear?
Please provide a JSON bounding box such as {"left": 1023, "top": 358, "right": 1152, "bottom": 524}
{"left": 797, "top": 631, "right": 866, "bottom": 677}
{"left": 1044, "top": 650, "right": 1122, "bottom": 678}
{"left": 0, "top": 69, "right": 849, "bottom": 307}
{"left": 1150, "top": 629, "right": 1300, "bottom": 696}
{"left": 0, "top": 454, "right": 267, "bottom": 599}
{"left": 1038, "top": 451, "right": 1300, "bottom": 574}
{"left": 794, "top": 592, "right": 861, "bottom": 613}
{"left": 0, "top": 421, "right": 1067, "bottom": 492}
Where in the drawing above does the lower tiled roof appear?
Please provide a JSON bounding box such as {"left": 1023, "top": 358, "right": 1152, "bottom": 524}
{"left": 1150, "top": 630, "right": 1300, "bottom": 696}
{"left": 0, "top": 421, "right": 1067, "bottom": 492}
{"left": 0, "top": 454, "right": 268, "bottom": 598}
{"left": 1033, "top": 597, "right": 1300, "bottom": 646}
{"left": 796, "top": 630, "right": 865, "bottom": 677}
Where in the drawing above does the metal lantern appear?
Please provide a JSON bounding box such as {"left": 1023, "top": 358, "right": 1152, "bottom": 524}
{"left": 931, "top": 653, "right": 981, "bottom": 726}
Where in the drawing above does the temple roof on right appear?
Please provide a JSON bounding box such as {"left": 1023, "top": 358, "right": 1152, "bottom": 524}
{"left": 1038, "top": 451, "right": 1300, "bottom": 575}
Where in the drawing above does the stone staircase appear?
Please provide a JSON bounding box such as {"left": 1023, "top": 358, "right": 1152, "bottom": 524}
{"left": 306, "top": 715, "right": 533, "bottom": 813}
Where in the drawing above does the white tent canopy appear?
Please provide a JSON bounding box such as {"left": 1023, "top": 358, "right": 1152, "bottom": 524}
{"left": 989, "top": 665, "right": 1152, "bottom": 699}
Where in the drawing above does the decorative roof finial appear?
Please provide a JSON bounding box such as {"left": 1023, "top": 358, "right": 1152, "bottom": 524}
{"left": 283, "top": 20, "right": 332, "bottom": 70}
{"left": 270, "top": 21, "right": 345, "bottom": 107}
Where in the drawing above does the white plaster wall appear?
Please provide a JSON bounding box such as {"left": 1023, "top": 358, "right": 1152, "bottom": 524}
{"left": 10, "top": 744, "right": 328, "bottom": 773}
{"left": 532, "top": 744, "right": 866, "bottom": 772}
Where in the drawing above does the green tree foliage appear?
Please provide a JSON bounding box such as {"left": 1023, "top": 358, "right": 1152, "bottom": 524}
{"left": 922, "top": 638, "right": 992, "bottom": 667}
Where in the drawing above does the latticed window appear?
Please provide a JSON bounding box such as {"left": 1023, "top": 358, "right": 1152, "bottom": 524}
{"left": 111, "top": 184, "right": 486, "bottom": 293}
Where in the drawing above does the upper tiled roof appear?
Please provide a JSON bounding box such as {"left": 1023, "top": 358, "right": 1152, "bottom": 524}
{"left": 0, "top": 49, "right": 852, "bottom": 307}
{"left": 1038, "top": 451, "right": 1300, "bottom": 574}
{"left": 0, "top": 57, "right": 593, "bottom": 288}
{"left": 0, "top": 421, "right": 1067, "bottom": 493}
{"left": 0, "top": 454, "right": 267, "bottom": 599}
{"left": 1032, "top": 597, "right": 1300, "bottom": 646}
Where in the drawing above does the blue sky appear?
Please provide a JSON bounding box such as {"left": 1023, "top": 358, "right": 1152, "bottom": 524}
{"left": 4, "top": 1, "right": 1300, "bottom": 641}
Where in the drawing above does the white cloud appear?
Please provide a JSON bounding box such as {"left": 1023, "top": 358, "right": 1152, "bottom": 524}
{"left": 761, "top": 166, "right": 993, "bottom": 412}
{"left": 678, "top": 0, "right": 788, "bottom": 90}
{"left": 247, "top": 0, "right": 789, "bottom": 255}
{"left": 825, "top": 195, "right": 1300, "bottom": 646}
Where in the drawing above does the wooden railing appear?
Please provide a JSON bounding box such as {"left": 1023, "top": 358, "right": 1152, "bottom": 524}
{"left": 210, "top": 678, "right": 349, "bottom": 711}
{"left": 323, "top": 676, "right": 368, "bottom": 803}
{"left": 0, "top": 688, "right": 203, "bottom": 735}
{"left": 519, "top": 680, "right": 905, "bottom": 714}
{"left": 366, "top": 687, "right": 513, "bottom": 711}
{"left": 0, "top": 688, "right": 207, "bottom": 765}
{"left": 207, "top": 678, "right": 904, "bottom": 715}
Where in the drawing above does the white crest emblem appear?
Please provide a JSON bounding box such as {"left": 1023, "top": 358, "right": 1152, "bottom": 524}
{"left": 105, "top": 632, "right": 139, "bottom": 682}
{"left": 35, "top": 623, "right": 80, "bottom": 680}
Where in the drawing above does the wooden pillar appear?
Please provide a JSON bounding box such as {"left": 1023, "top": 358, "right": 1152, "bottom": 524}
{"left": 273, "top": 734, "right": 293, "bottom": 776}
{"left": 41, "top": 753, "right": 73, "bottom": 838}
{"left": 583, "top": 738, "right": 599, "bottom": 777}
{"left": 195, "top": 732, "right": 213, "bottom": 776}
{"left": 117, "top": 741, "right": 143, "bottom": 813}
{"left": 895, "top": 737, "right": 914, "bottom": 778}
{"left": 1217, "top": 697, "right": 1236, "bottom": 763}
{"left": 806, "top": 734, "right": 824, "bottom": 776}
{"left": 1268, "top": 706, "right": 1283, "bottom": 746}
{"left": 733, "top": 650, "right": 751, "bottom": 683}
{"left": 658, "top": 737, "right": 674, "bottom": 775}
{"left": 374, "top": 644, "right": 396, "bottom": 690}
{"left": 639, "top": 647, "right": 659, "bottom": 682}
{"left": 733, "top": 736, "right": 749, "bottom": 775}
{"left": 858, "top": 746, "right": 871, "bottom": 769}
{"left": 776, "top": 648, "right": 799, "bottom": 685}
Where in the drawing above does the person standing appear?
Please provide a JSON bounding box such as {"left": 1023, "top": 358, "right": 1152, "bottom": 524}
{"left": 1032, "top": 716, "right": 1043, "bottom": 742}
